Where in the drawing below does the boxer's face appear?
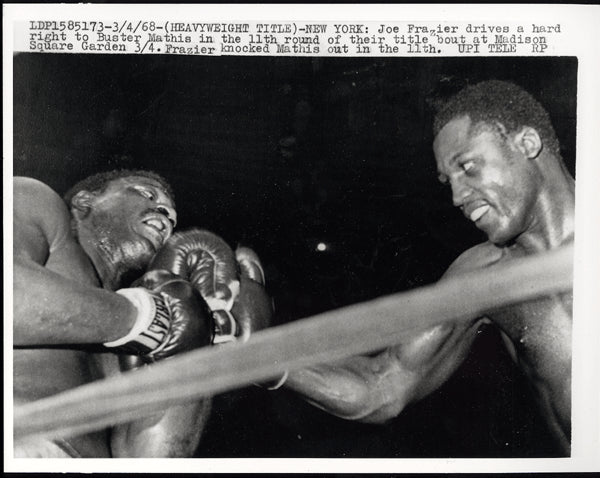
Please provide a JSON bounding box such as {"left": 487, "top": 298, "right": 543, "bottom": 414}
{"left": 434, "top": 115, "right": 539, "bottom": 245}
{"left": 83, "top": 176, "right": 177, "bottom": 271}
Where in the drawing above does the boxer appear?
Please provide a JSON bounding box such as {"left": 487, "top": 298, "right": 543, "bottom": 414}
{"left": 285, "top": 80, "right": 574, "bottom": 455}
{"left": 13, "top": 170, "right": 273, "bottom": 457}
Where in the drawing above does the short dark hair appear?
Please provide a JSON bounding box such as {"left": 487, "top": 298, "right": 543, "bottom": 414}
{"left": 63, "top": 169, "right": 175, "bottom": 207}
{"left": 433, "top": 80, "right": 561, "bottom": 157}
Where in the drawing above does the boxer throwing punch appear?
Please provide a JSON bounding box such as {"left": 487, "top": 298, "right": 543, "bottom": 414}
{"left": 285, "top": 80, "right": 574, "bottom": 455}
{"left": 13, "top": 170, "right": 273, "bottom": 457}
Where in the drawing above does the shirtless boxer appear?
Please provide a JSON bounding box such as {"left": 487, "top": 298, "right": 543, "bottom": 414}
{"left": 13, "top": 170, "right": 272, "bottom": 457}
{"left": 284, "top": 80, "right": 574, "bottom": 455}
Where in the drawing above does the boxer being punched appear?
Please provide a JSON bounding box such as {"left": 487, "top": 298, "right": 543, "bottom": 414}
{"left": 13, "top": 170, "right": 273, "bottom": 457}
{"left": 285, "top": 80, "right": 574, "bottom": 455}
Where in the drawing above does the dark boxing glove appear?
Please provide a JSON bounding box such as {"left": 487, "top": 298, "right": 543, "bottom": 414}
{"left": 104, "top": 270, "right": 213, "bottom": 361}
{"left": 145, "top": 229, "right": 279, "bottom": 354}
{"left": 231, "top": 246, "right": 274, "bottom": 341}
{"left": 234, "top": 247, "right": 286, "bottom": 389}
{"left": 147, "top": 229, "right": 241, "bottom": 344}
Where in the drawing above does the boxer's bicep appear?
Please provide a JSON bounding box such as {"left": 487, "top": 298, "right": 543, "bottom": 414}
{"left": 285, "top": 323, "right": 483, "bottom": 424}
{"left": 371, "top": 244, "right": 500, "bottom": 408}
{"left": 286, "top": 245, "right": 495, "bottom": 424}
{"left": 352, "top": 319, "right": 483, "bottom": 424}
{"left": 401, "top": 321, "right": 482, "bottom": 404}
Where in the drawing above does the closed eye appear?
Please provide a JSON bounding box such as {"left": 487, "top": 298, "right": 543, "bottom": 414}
{"left": 134, "top": 186, "right": 156, "bottom": 201}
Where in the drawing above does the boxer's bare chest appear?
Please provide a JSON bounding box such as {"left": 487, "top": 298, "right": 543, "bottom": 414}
{"left": 469, "top": 243, "right": 572, "bottom": 378}
{"left": 490, "top": 292, "right": 572, "bottom": 379}
{"left": 489, "top": 290, "right": 572, "bottom": 445}
{"left": 455, "top": 242, "right": 572, "bottom": 446}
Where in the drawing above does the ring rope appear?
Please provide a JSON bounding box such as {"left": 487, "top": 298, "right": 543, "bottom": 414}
{"left": 13, "top": 244, "right": 574, "bottom": 442}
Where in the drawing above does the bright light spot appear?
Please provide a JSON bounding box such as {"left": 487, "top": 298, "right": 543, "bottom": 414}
{"left": 316, "top": 242, "right": 327, "bottom": 252}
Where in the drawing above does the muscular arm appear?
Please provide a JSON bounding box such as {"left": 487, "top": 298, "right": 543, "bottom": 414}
{"left": 285, "top": 245, "right": 495, "bottom": 424}
{"left": 13, "top": 177, "right": 136, "bottom": 345}
{"left": 286, "top": 319, "right": 482, "bottom": 424}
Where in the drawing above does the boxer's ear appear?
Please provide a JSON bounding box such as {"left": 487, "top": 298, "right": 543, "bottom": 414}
{"left": 70, "top": 190, "right": 94, "bottom": 218}
{"left": 514, "top": 126, "right": 542, "bottom": 160}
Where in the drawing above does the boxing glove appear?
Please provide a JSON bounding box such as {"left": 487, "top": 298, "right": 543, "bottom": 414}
{"left": 104, "top": 270, "right": 213, "bottom": 361}
{"left": 231, "top": 247, "right": 274, "bottom": 341}
{"left": 147, "top": 229, "right": 278, "bottom": 350}
{"left": 147, "top": 229, "right": 241, "bottom": 344}
{"left": 234, "top": 247, "right": 286, "bottom": 389}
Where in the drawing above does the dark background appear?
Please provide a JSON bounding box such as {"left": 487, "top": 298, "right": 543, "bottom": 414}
{"left": 13, "top": 54, "right": 577, "bottom": 457}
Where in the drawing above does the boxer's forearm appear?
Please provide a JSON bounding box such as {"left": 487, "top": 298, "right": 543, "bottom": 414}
{"left": 110, "top": 399, "right": 212, "bottom": 457}
{"left": 285, "top": 356, "right": 411, "bottom": 424}
{"left": 286, "top": 321, "right": 484, "bottom": 424}
{"left": 13, "top": 258, "right": 136, "bottom": 345}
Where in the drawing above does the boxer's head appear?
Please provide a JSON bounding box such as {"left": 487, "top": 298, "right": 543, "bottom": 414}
{"left": 433, "top": 80, "right": 561, "bottom": 158}
{"left": 432, "top": 80, "right": 562, "bottom": 245}
{"left": 65, "top": 169, "right": 177, "bottom": 288}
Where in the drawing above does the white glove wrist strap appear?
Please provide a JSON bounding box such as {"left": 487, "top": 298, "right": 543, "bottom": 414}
{"left": 104, "top": 288, "right": 157, "bottom": 347}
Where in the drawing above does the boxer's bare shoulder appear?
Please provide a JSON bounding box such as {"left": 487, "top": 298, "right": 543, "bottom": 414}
{"left": 445, "top": 240, "right": 572, "bottom": 451}
{"left": 14, "top": 177, "right": 71, "bottom": 259}
{"left": 14, "top": 176, "right": 99, "bottom": 286}
{"left": 443, "top": 241, "right": 504, "bottom": 277}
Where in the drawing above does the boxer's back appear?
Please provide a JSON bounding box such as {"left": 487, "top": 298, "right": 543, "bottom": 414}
{"left": 13, "top": 177, "right": 112, "bottom": 456}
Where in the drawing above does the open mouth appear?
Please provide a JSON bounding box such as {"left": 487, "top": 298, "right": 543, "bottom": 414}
{"left": 469, "top": 204, "right": 491, "bottom": 222}
{"left": 140, "top": 215, "right": 171, "bottom": 249}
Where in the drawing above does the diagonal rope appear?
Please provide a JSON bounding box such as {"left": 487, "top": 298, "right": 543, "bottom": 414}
{"left": 14, "top": 244, "right": 573, "bottom": 442}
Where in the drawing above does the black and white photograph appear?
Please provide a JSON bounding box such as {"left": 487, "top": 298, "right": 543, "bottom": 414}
{"left": 5, "top": 3, "right": 600, "bottom": 474}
